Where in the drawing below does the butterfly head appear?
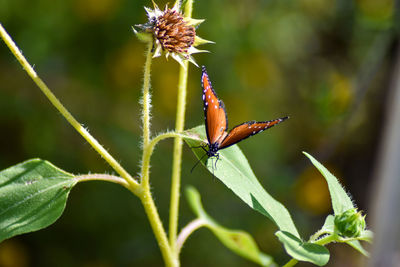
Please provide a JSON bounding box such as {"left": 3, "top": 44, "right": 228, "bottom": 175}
{"left": 206, "top": 142, "right": 220, "bottom": 158}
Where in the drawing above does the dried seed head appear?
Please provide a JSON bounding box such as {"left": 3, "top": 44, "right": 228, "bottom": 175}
{"left": 154, "top": 9, "right": 195, "bottom": 55}
{"left": 134, "top": 1, "right": 213, "bottom": 67}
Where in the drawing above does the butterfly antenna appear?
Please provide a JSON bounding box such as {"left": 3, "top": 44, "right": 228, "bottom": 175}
{"left": 190, "top": 152, "right": 208, "bottom": 173}
{"left": 191, "top": 145, "right": 208, "bottom": 152}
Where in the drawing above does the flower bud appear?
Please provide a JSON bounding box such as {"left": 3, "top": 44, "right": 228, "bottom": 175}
{"left": 334, "top": 208, "right": 366, "bottom": 238}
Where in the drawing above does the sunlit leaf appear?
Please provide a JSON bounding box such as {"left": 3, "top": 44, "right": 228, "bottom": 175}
{"left": 183, "top": 126, "right": 300, "bottom": 238}
{"left": 303, "top": 152, "right": 354, "bottom": 215}
{"left": 186, "top": 186, "right": 276, "bottom": 267}
{"left": 275, "top": 231, "right": 329, "bottom": 266}
{"left": 359, "top": 230, "right": 373, "bottom": 242}
{"left": 303, "top": 153, "right": 372, "bottom": 257}
{"left": 320, "top": 215, "right": 335, "bottom": 234}
{"left": 0, "top": 159, "right": 76, "bottom": 243}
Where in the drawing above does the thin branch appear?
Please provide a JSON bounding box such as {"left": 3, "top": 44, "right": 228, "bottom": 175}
{"left": 75, "top": 174, "right": 130, "bottom": 188}
{"left": 169, "top": 0, "right": 194, "bottom": 252}
{"left": 0, "top": 23, "right": 140, "bottom": 194}
{"left": 176, "top": 218, "right": 207, "bottom": 255}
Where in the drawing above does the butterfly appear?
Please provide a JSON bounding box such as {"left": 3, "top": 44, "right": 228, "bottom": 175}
{"left": 194, "top": 66, "right": 288, "bottom": 169}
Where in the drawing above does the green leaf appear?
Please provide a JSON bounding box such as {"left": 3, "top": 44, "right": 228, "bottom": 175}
{"left": 0, "top": 159, "right": 76, "bottom": 242}
{"left": 320, "top": 215, "right": 335, "bottom": 234}
{"left": 276, "top": 231, "right": 330, "bottom": 266}
{"left": 183, "top": 126, "right": 300, "bottom": 238}
{"left": 359, "top": 230, "right": 373, "bottom": 242}
{"left": 303, "top": 154, "right": 372, "bottom": 256}
{"left": 309, "top": 215, "right": 335, "bottom": 242}
{"left": 303, "top": 152, "right": 354, "bottom": 215}
{"left": 186, "top": 186, "right": 276, "bottom": 267}
{"left": 346, "top": 240, "right": 369, "bottom": 257}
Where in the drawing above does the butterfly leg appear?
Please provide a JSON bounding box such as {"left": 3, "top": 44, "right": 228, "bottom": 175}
{"left": 214, "top": 153, "right": 220, "bottom": 170}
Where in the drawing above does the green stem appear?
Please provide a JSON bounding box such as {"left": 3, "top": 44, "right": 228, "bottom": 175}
{"left": 176, "top": 218, "right": 207, "bottom": 255}
{"left": 168, "top": 0, "right": 194, "bottom": 252}
{"left": 282, "top": 259, "right": 298, "bottom": 267}
{"left": 141, "top": 42, "right": 153, "bottom": 163}
{"left": 309, "top": 229, "right": 328, "bottom": 242}
{"left": 169, "top": 61, "right": 189, "bottom": 249}
{"left": 138, "top": 43, "right": 177, "bottom": 266}
{"left": 75, "top": 174, "right": 130, "bottom": 188}
{"left": 140, "top": 42, "right": 153, "bottom": 189}
{"left": 140, "top": 131, "right": 186, "bottom": 192}
{"left": 0, "top": 23, "right": 140, "bottom": 194}
{"left": 150, "top": 132, "right": 187, "bottom": 151}
{"left": 313, "top": 233, "right": 337, "bottom": 246}
{"left": 139, "top": 186, "right": 178, "bottom": 267}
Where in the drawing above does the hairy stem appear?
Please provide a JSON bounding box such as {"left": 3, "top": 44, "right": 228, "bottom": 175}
{"left": 0, "top": 23, "right": 140, "bottom": 194}
{"left": 139, "top": 41, "right": 153, "bottom": 189}
{"left": 138, "top": 43, "right": 177, "bottom": 266}
{"left": 75, "top": 174, "right": 130, "bottom": 188}
{"left": 142, "top": 43, "right": 153, "bottom": 151}
{"left": 314, "top": 233, "right": 337, "bottom": 246}
{"left": 168, "top": 0, "right": 194, "bottom": 252}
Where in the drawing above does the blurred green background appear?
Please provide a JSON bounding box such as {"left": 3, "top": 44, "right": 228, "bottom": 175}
{"left": 0, "top": 0, "right": 398, "bottom": 266}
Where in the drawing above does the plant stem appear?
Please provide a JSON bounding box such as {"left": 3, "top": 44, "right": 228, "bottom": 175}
{"left": 75, "top": 174, "right": 130, "bottom": 188}
{"left": 314, "top": 233, "right": 337, "bottom": 246}
{"left": 282, "top": 259, "right": 298, "bottom": 267}
{"left": 138, "top": 43, "right": 177, "bottom": 266}
{"left": 150, "top": 132, "right": 187, "bottom": 151}
{"left": 176, "top": 218, "right": 207, "bottom": 255}
{"left": 139, "top": 42, "right": 154, "bottom": 189}
{"left": 168, "top": 0, "right": 194, "bottom": 252}
{"left": 141, "top": 42, "right": 153, "bottom": 153}
{"left": 169, "top": 61, "right": 189, "bottom": 250}
{"left": 140, "top": 185, "right": 178, "bottom": 267}
{"left": 0, "top": 23, "right": 140, "bottom": 194}
{"left": 309, "top": 229, "right": 328, "bottom": 242}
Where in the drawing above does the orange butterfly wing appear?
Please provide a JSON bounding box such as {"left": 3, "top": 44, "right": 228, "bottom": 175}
{"left": 202, "top": 67, "right": 228, "bottom": 146}
{"left": 219, "top": 118, "right": 288, "bottom": 149}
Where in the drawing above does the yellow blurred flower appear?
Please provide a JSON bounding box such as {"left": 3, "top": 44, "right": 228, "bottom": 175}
{"left": 73, "top": 0, "right": 120, "bottom": 21}
{"left": 356, "top": 0, "right": 394, "bottom": 21}
{"left": 296, "top": 166, "right": 332, "bottom": 215}
{"left": 329, "top": 72, "right": 353, "bottom": 114}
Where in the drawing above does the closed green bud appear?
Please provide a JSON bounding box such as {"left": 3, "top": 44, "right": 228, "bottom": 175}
{"left": 334, "top": 208, "right": 366, "bottom": 238}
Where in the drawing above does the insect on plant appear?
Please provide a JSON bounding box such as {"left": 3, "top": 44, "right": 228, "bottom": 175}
{"left": 0, "top": 0, "right": 373, "bottom": 266}
{"left": 192, "top": 66, "right": 288, "bottom": 171}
